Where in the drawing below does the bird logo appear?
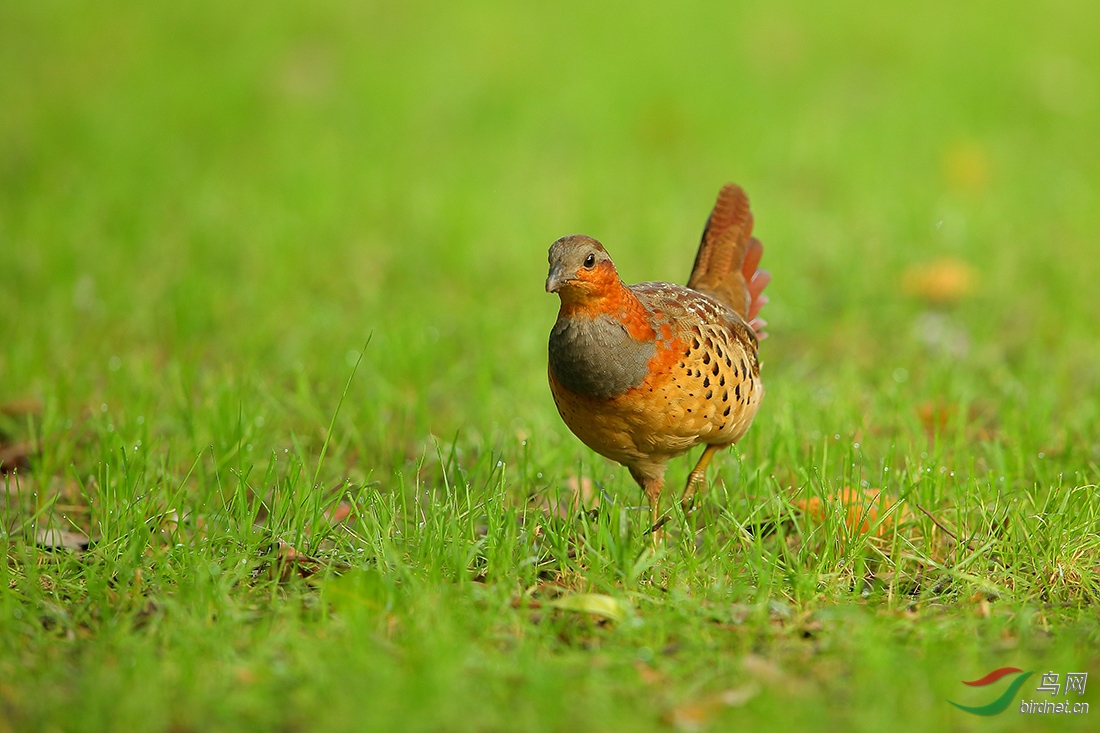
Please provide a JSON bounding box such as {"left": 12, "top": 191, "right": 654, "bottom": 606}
{"left": 948, "top": 667, "right": 1034, "bottom": 715}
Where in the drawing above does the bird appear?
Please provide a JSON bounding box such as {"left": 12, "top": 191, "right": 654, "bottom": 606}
{"left": 545, "top": 183, "right": 770, "bottom": 530}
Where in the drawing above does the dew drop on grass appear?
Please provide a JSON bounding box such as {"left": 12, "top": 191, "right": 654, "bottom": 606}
{"left": 100, "top": 403, "right": 108, "bottom": 412}
{"left": 255, "top": 416, "right": 265, "bottom": 428}
{"left": 136, "top": 415, "right": 144, "bottom": 425}
{"left": 893, "top": 368, "right": 909, "bottom": 383}
{"left": 108, "top": 356, "right": 121, "bottom": 371}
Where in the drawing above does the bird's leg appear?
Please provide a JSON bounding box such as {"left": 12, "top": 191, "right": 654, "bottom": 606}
{"left": 631, "top": 467, "right": 666, "bottom": 537}
{"left": 681, "top": 444, "right": 723, "bottom": 516}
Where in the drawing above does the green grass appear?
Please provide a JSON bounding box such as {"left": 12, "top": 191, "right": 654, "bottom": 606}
{"left": 2, "top": 1, "right": 1100, "bottom": 731}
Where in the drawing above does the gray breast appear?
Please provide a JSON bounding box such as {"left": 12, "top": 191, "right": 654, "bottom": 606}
{"left": 548, "top": 314, "right": 656, "bottom": 399}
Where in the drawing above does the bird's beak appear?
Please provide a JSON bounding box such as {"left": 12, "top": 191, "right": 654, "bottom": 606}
{"left": 545, "top": 265, "right": 568, "bottom": 293}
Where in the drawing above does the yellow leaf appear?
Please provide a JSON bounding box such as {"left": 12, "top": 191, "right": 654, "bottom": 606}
{"left": 547, "top": 593, "right": 624, "bottom": 622}
{"left": 795, "top": 488, "right": 909, "bottom": 539}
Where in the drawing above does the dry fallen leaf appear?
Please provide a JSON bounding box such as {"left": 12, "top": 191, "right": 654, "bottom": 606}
{"left": 794, "top": 488, "right": 910, "bottom": 539}
{"left": 326, "top": 500, "right": 355, "bottom": 524}
{"left": 546, "top": 593, "right": 624, "bottom": 622}
{"left": 274, "top": 541, "right": 323, "bottom": 579}
{"left": 254, "top": 540, "right": 350, "bottom": 582}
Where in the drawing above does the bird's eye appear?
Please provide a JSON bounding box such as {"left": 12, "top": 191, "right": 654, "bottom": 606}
{"left": 583, "top": 253, "right": 596, "bottom": 269}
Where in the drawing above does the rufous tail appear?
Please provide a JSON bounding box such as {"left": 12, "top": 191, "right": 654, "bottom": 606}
{"left": 686, "top": 183, "right": 771, "bottom": 338}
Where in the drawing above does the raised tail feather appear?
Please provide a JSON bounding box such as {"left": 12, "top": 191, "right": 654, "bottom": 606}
{"left": 686, "top": 183, "right": 771, "bottom": 338}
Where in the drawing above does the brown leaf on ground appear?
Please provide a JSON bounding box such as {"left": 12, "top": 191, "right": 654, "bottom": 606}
{"left": 326, "top": 501, "right": 355, "bottom": 524}
{"left": 254, "top": 540, "right": 351, "bottom": 582}
{"left": 274, "top": 541, "right": 323, "bottom": 580}
{"left": 0, "top": 441, "right": 32, "bottom": 474}
{"left": 902, "top": 257, "right": 976, "bottom": 306}
{"left": 794, "top": 488, "right": 911, "bottom": 539}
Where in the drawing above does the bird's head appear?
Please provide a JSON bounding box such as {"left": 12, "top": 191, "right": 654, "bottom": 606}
{"left": 545, "top": 235, "right": 620, "bottom": 305}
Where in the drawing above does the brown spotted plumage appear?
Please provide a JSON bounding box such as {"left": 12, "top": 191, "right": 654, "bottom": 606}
{"left": 546, "top": 184, "right": 770, "bottom": 529}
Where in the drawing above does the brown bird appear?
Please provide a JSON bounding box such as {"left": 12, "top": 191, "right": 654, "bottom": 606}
{"left": 545, "top": 184, "right": 770, "bottom": 529}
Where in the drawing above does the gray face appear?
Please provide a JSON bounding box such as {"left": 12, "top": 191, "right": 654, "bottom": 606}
{"left": 545, "top": 235, "right": 613, "bottom": 293}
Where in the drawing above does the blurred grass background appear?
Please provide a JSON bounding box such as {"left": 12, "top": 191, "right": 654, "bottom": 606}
{"left": 3, "top": 0, "right": 1098, "bottom": 505}
{"left": 2, "top": 1, "right": 1099, "bottom": 731}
